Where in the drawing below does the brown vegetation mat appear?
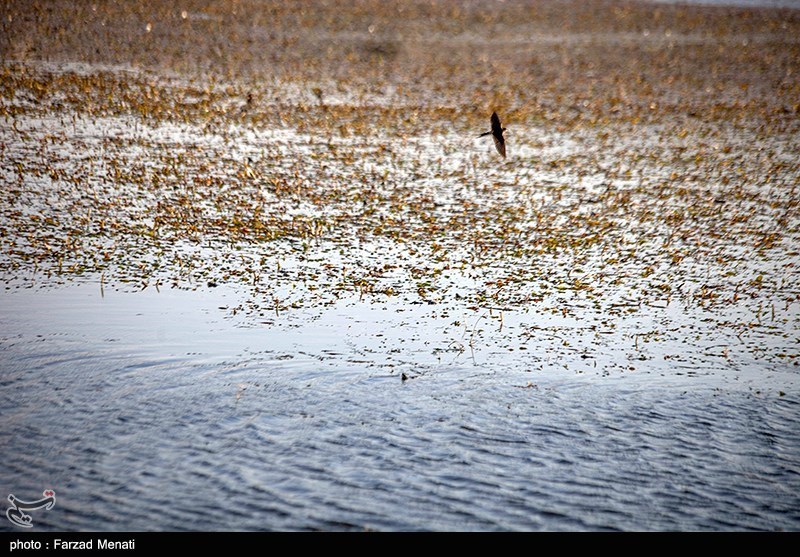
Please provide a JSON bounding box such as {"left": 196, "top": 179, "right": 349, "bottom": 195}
{"left": 1, "top": 1, "right": 798, "bottom": 367}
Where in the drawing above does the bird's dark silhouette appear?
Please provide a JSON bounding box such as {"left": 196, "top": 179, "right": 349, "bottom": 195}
{"left": 478, "top": 111, "right": 506, "bottom": 158}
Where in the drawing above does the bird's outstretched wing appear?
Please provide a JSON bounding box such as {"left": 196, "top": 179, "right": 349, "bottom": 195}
{"left": 490, "top": 112, "right": 505, "bottom": 157}
{"left": 493, "top": 134, "right": 506, "bottom": 158}
{"left": 491, "top": 112, "right": 502, "bottom": 135}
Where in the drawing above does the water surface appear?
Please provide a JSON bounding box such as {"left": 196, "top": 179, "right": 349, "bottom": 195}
{"left": 1, "top": 283, "right": 797, "bottom": 531}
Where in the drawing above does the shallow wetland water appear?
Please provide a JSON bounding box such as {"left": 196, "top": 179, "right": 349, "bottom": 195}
{"left": 1, "top": 0, "right": 799, "bottom": 530}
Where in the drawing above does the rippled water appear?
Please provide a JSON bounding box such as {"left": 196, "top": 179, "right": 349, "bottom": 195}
{"left": 1, "top": 283, "right": 798, "bottom": 531}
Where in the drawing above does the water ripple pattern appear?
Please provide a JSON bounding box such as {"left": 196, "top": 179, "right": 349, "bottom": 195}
{"left": 1, "top": 286, "right": 798, "bottom": 531}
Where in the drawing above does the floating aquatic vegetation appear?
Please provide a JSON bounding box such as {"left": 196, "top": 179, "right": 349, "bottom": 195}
{"left": 1, "top": 0, "right": 798, "bottom": 374}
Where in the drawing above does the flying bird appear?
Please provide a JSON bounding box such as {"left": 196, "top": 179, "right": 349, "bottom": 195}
{"left": 478, "top": 111, "right": 506, "bottom": 158}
